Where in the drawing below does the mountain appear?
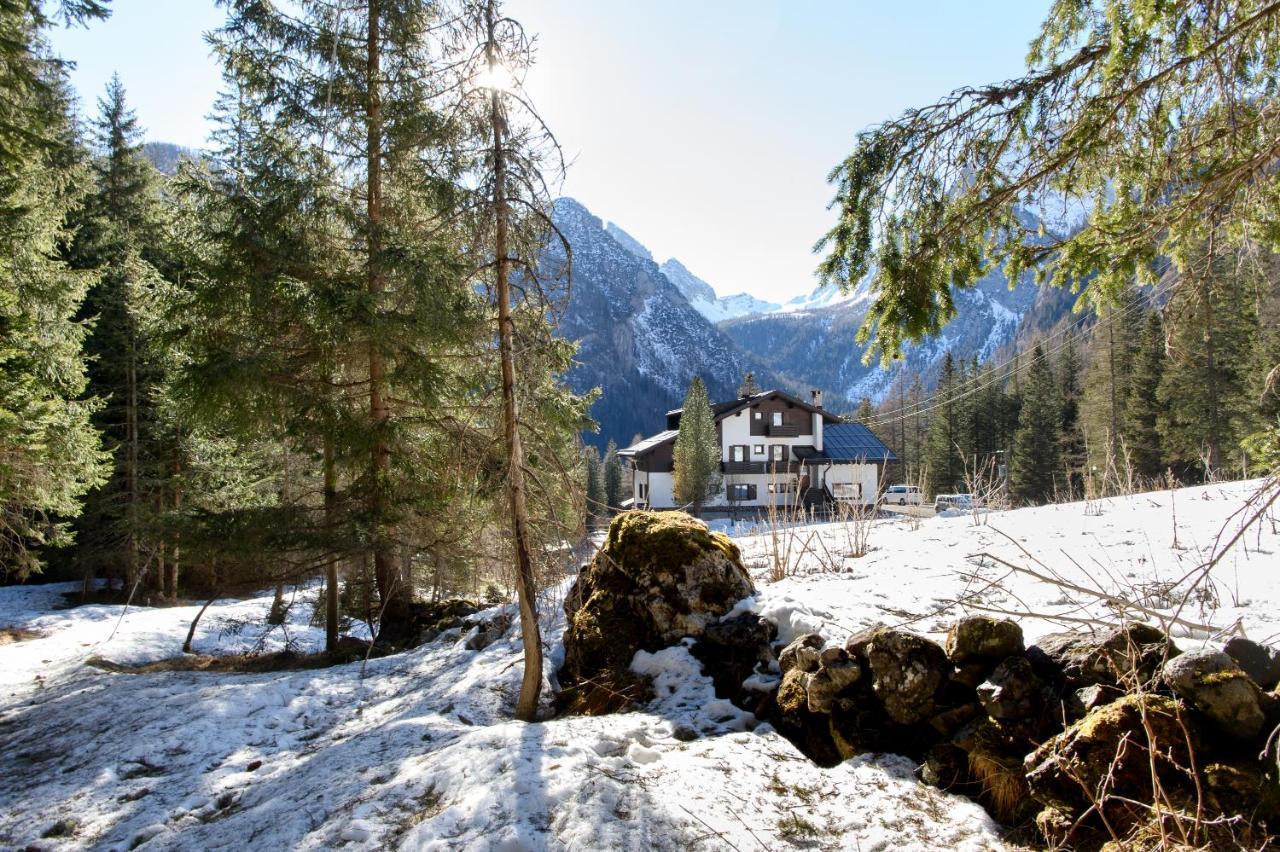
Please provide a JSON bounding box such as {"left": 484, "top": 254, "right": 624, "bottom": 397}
{"left": 658, "top": 259, "right": 780, "bottom": 323}
{"left": 142, "top": 141, "right": 198, "bottom": 175}
{"left": 718, "top": 208, "right": 1077, "bottom": 404}
{"left": 551, "top": 199, "right": 793, "bottom": 450}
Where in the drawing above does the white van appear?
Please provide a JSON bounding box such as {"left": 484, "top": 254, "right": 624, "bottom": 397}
{"left": 884, "top": 484, "right": 922, "bottom": 506}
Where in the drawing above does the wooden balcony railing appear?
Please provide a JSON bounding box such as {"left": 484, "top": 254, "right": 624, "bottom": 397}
{"left": 721, "top": 461, "right": 800, "bottom": 475}
{"left": 768, "top": 424, "right": 800, "bottom": 437}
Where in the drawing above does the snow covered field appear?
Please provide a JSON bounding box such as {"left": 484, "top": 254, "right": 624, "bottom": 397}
{"left": 1, "top": 479, "right": 1275, "bottom": 850}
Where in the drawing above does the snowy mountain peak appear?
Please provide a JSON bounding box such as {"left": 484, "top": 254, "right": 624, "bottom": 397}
{"left": 604, "top": 222, "right": 653, "bottom": 261}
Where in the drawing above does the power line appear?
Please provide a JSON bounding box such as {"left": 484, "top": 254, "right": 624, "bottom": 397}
{"left": 856, "top": 279, "right": 1172, "bottom": 431}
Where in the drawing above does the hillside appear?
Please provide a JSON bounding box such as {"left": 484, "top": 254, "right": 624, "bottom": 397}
{"left": 1, "top": 479, "right": 1273, "bottom": 849}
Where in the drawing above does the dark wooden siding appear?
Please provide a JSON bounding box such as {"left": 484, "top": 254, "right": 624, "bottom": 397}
{"left": 746, "top": 398, "right": 814, "bottom": 437}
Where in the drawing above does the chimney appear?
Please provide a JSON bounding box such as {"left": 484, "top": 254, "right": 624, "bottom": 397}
{"left": 811, "top": 390, "right": 824, "bottom": 452}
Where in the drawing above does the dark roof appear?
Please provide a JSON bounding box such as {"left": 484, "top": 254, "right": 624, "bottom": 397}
{"left": 617, "top": 429, "right": 678, "bottom": 457}
{"left": 666, "top": 389, "right": 838, "bottom": 424}
{"left": 823, "top": 422, "right": 898, "bottom": 463}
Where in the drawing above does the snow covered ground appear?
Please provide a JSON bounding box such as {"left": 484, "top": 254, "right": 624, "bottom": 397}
{"left": 1, "top": 479, "right": 1274, "bottom": 850}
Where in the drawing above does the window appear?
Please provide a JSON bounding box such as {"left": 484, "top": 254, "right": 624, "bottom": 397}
{"left": 770, "top": 445, "right": 786, "bottom": 462}
{"left": 728, "top": 484, "right": 757, "bottom": 501}
{"left": 771, "top": 411, "right": 783, "bottom": 427}
{"left": 753, "top": 444, "right": 764, "bottom": 455}
{"left": 753, "top": 411, "right": 762, "bottom": 420}
{"left": 730, "top": 445, "right": 746, "bottom": 462}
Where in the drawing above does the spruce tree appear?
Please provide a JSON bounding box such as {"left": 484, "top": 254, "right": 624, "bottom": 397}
{"left": 0, "top": 4, "right": 108, "bottom": 578}
{"left": 177, "top": 0, "right": 484, "bottom": 644}
{"left": 584, "top": 446, "right": 605, "bottom": 524}
{"left": 68, "top": 75, "right": 169, "bottom": 593}
{"left": 854, "top": 398, "right": 874, "bottom": 424}
{"left": 924, "top": 353, "right": 965, "bottom": 496}
{"left": 1056, "top": 339, "right": 1086, "bottom": 497}
{"left": 603, "top": 440, "right": 623, "bottom": 514}
{"left": 1123, "top": 310, "right": 1166, "bottom": 481}
{"left": 1010, "top": 345, "right": 1061, "bottom": 505}
{"left": 1157, "top": 252, "right": 1258, "bottom": 476}
{"left": 673, "top": 377, "right": 721, "bottom": 516}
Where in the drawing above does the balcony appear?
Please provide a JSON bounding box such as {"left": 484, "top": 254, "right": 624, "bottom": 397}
{"left": 768, "top": 423, "right": 800, "bottom": 437}
{"left": 721, "top": 461, "right": 800, "bottom": 475}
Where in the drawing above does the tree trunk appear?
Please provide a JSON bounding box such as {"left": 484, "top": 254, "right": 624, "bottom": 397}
{"left": 365, "top": 0, "right": 407, "bottom": 636}
{"left": 268, "top": 580, "right": 286, "bottom": 625}
{"left": 488, "top": 2, "right": 542, "bottom": 722}
{"left": 324, "top": 437, "right": 339, "bottom": 654}
{"left": 167, "top": 460, "right": 181, "bottom": 601}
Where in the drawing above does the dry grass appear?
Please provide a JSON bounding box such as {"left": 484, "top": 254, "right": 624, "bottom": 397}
{"left": 0, "top": 626, "right": 43, "bottom": 645}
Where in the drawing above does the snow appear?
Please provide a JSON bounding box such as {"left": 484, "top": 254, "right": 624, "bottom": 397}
{"left": 2, "top": 478, "right": 1274, "bottom": 849}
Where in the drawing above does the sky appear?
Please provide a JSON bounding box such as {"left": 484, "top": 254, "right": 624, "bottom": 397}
{"left": 50, "top": 1, "right": 1052, "bottom": 305}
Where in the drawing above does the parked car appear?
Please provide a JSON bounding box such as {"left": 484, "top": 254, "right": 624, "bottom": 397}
{"left": 933, "top": 493, "right": 974, "bottom": 511}
{"left": 884, "top": 484, "right": 922, "bottom": 506}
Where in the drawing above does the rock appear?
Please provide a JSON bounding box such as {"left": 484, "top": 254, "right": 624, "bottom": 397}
{"left": 1034, "top": 807, "right": 1075, "bottom": 848}
{"left": 805, "top": 648, "right": 862, "bottom": 714}
{"left": 976, "top": 656, "right": 1044, "bottom": 721}
{"left": 691, "top": 612, "right": 776, "bottom": 702}
{"left": 1162, "top": 649, "right": 1266, "bottom": 740}
{"left": 863, "top": 628, "right": 951, "bottom": 725}
{"left": 1203, "top": 761, "right": 1280, "bottom": 822}
{"left": 1066, "top": 683, "right": 1123, "bottom": 719}
{"left": 464, "top": 612, "right": 511, "bottom": 651}
{"left": 966, "top": 720, "right": 1035, "bottom": 824}
{"left": 1223, "top": 636, "right": 1280, "bottom": 690}
{"left": 843, "top": 622, "right": 885, "bottom": 658}
{"left": 928, "top": 703, "right": 981, "bottom": 739}
{"left": 945, "top": 616, "right": 1024, "bottom": 664}
{"left": 560, "top": 512, "right": 753, "bottom": 690}
{"left": 1028, "top": 623, "right": 1177, "bottom": 691}
{"left": 776, "top": 668, "right": 811, "bottom": 718}
{"left": 412, "top": 598, "right": 485, "bottom": 643}
{"left": 778, "top": 633, "right": 824, "bottom": 675}
{"left": 1025, "top": 694, "right": 1193, "bottom": 841}
{"left": 918, "top": 743, "right": 970, "bottom": 791}
{"left": 950, "top": 661, "right": 992, "bottom": 691}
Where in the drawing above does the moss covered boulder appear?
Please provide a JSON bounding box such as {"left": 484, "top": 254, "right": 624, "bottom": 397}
{"left": 1025, "top": 694, "right": 1194, "bottom": 841}
{"left": 560, "top": 512, "right": 754, "bottom": 695}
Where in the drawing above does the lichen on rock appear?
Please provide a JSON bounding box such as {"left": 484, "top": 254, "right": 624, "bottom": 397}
{"left": 559, "top": 511, "right": 755, "bottom": 712}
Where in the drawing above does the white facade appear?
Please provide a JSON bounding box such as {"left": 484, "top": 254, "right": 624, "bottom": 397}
{"left": 624, "top": 391, "right": 891, "bottom": 512}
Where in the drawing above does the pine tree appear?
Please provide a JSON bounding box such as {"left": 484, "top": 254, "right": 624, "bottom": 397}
{"left": 854, "top": 398, "right": 874, "bottom": 424}
{"left": 1010, "top": 345, "right": 1061, "bottom": 505}
{"left": 0, "top": 4, "right": 108, "bottom": 578}
{"left": 603, "top": 440, "right": 623, "bottom": 514}
{"left": 673, "top": 377, "right": 721, "bottom": 516}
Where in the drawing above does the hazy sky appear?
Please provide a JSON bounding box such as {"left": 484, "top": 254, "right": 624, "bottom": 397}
{"left": 51, "top": 1, "right": 1051, "bottom": 304}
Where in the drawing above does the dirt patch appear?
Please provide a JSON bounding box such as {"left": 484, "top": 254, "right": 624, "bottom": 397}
{"left": 86, "top": 638, "right": 379, "bottom": 674}
{"left": 0, "top": 626, "right": 43, "bottom": 645}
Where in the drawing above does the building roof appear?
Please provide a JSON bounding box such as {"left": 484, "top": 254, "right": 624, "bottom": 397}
{"left": 666, "top": 389, "right": 839, "bottom": 424}
{"left": 617, "top": 429, "right": 678, "bottom": 458}
{"left": 822, "top": 422, "right": 898, "bottom": 463}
